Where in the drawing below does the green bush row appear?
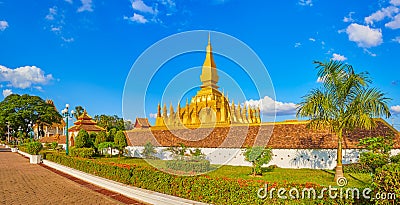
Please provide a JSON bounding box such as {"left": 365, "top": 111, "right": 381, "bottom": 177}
{"left": 69, "top": 147, "right": 95, "bottom": 158}
{"left": 343, "top": 163, "right": 372, "bottom": 174}
{"left": 45, "top": 153, "right": 367, "bottom": 205}
{"left": 373, "top": 163, "right": 400, "bottom": 205}
{"left": 166, "top": 159, "right": 211, "bottom": 173}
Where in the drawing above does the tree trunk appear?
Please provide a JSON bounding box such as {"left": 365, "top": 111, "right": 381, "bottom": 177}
{"left": 334, "top": 129, "right": 344, "bottom": 182}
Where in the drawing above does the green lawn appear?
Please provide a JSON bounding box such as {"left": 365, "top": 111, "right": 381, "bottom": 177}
{"left": 92, "top": 156, "right": 372, "bottom": 188}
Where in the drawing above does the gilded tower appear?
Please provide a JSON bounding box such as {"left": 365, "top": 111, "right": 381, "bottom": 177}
{"left": 154, "top": 34, "right": 261, "bottom": 127}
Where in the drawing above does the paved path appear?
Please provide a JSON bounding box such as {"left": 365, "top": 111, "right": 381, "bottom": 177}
{"left": 0, "top": 151, "right": 143, "bottom": 205}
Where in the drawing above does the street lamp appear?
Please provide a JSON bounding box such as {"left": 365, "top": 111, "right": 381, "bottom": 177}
{"left": 28, "top": 121, "right": 33, "bottom": 142}
{"left": 6, "top": 122, "right": 10, "bottom": 144}
{"left": 61, "top": 104, "right": 75, "bottom": 155}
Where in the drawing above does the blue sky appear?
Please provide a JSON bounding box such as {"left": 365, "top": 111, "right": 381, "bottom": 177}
{"left": 0, "top": 0, "right": 400, "bottom": 130}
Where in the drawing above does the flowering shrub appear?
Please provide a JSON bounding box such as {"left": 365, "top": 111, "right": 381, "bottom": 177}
{"left": 46, "top": 153, "right": 366, "bottom": 204}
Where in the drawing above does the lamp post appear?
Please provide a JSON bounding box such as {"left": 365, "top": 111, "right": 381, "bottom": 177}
{"left": 28, "top": 121, "right": 33, "bottom": 142}
{"left": 6, "top": 122, "right": 10, "bottom": 144}
{"left": 61, "top": 104, "right": 75, "bottom": 155}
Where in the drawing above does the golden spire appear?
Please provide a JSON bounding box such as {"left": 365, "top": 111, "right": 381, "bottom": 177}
{"left": 200, "top": 33, "right": 219, "bottom": 89}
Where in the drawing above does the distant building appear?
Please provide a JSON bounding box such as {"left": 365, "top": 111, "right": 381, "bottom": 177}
{"left": 68, "top": 110, "right": 106, "bottom": 137}
{"left": 35, "top": 99, "right": 65, "bottom": 139}
{"left": 134, "top": 118, "right": 151, "bottom": 129}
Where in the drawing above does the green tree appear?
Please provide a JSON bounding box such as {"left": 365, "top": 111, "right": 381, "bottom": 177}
{"left": 0, "top": 94, "right": 62, "bottom": 139}
{"left": 98, "top": 142, "right": 116, "bottom": 157}
{"left": 358, "top": 136, "right": 393, "bottom": 173}
{"left": 73, "top": 106, "right": 84, "bottom": 120}
{"left": 94, "top": 114, "right": 125, "bottom": 131}
{"left": 244, "top": 146, "right": 272, "bottom": 176}
{"left": 141, "top": 142, "right": 157, "bottom": 159}
{"left": 296, "top": 60, "right": 391, "bottom": 181}
{"left": 114, "top": 130, "right": 127, "bottom": 157}
{"left": 107, "top": 128, "right": 117, "bottom": 142}
{"left": 94, "top": 131, "right": 107, "bottom": 149}
{"left": 75, "top": 129, "right": 90, "bottom": 148}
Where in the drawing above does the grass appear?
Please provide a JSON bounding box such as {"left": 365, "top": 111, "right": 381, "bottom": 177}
{"left": 91, "top": 155, "right": 372, "bottom": 188}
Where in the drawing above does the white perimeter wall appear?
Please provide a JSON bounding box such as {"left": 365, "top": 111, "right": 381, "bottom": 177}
{"left": 125, "top": 146, "right": 400, "bottom": 169}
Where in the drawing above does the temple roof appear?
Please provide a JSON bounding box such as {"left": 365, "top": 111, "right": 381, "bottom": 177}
{"left": 134, "top": 118, "right": 151, "bottom": 128}
{"left": 68, "top": 110, "right": 105, "bottom": 132}
{"left": 200, "top": 33, "right": 219, "bottom": 89}
{"left": 126, "top": 118, "right": 400, "bottom": 149}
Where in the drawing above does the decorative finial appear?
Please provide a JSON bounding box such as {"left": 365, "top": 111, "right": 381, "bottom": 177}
{"left": 208, "top": 32, "right": 211, "bottom": 44}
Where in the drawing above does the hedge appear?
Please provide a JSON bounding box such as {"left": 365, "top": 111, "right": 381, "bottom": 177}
{"left": 166, "top": 159, "right": 211, "bottom": 173}
{"left": 69, "top": 147, "right": 95, "bottom": 158}
{"left": 45, "top": 153, "right": 366, "bottom": 205}
{"left": 373, "top": 163, "right": 400, "bottom": 205}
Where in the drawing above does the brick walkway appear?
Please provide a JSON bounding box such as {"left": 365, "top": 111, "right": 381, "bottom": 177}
{"left": 0, "top": 150, "right": 144, "bottom": 205}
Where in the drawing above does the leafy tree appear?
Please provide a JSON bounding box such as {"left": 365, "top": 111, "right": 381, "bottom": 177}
{"left": 190, "top": 148, "right": 205, "bottom": 161}
{"left": 94, "top": 114, "right": 125, "bottom": 131}
{"left": 358, "top": 136, "right": 393, "bottom": 173}
{"left": 114, "top": 130, "right": 127, "bottom": 157}
{"left": 98, "top": 142, "right": 116, "bottom": 156}
{"left": 94, "top": 131, "right": 107, "bottom": 149}
{"left": 73, "top": 106, "right": 84, "bottom": 120}
{"left": 107, "top": 128, "right": 117, "bottom": 142}
{"left": 74, "top": 129, "right": 90, "bottom": 148}
{"left": 141, "top": 142, "right": 157, "bottom": 159}
{"left": 165, "top": 143, "right": 187, "bottom": 160}
{"left": 296, "top": 60, "right": 391, "bottom": 181}
{"left": 244, "top": 146, "right": 273, "bottom": 176}
{"left": 0, "top": 94, "right": 62, "bottom": 139}
{"left": 124, "top": 120, "right": 133, "bottom": 130}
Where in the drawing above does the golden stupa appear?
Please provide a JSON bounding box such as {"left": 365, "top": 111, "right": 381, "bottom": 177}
{"left": 154, "top": 34, "right": 261, "bottom": 128}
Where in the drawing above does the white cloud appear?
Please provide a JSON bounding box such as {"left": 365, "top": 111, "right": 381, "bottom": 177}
{"left": 343, "top": 12, "right": 355, "bottom": 23}
{"left": 331, "top": 53, "right": 347, "bottom": 61}
{"left": 46, "top": 7, "right": 57, "bottom": 20}
{"left": 365, "top": 6, "right": 399, "bottom": 25}
{"left": 309, "top": 38, "right": 316, "bottom": 42}
{"left": 0, "top": 65, "right": 53, "bottom": 89}
{"left": 2, "top": 89, "right": 12, "bottom": 98}
{"left": 391, "top": 105, "right": 400, "bottom": 114}
{"left": 149, "top": 113, "right": 157, "bottom": 118}
{"left": 294, "top": 42, "right": 301, "bottom": 48}
{"left": 77, "top": 0, "right": 93, "bottom": 12}
{"left": 385, "top": 14, "right": 400, "bottom": 29}
{"left": 124, "top": 13, "right": 148, "bottom": 24}
{"left": 131, "top": 0, "right": 155, "bottom": 14}
{"left": 390, "top": 0, "right": 400, "bottom": 6}
{"left": 346, "top": 23, "right": 383, "bottom": 48}
{"left": 298, "top": 0, "right": 313, "bottom": 6}
{"left": 392, "top": 36, "right": 400, "bottom": 43}
{"left": 245, "top": 96, "right": 297, "bottom": 116}
{"left": 0, "top": 20, "right": 9, "bottom": 31}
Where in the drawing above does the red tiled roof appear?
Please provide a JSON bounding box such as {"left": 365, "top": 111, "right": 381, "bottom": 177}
{"left": 134, "top": 118, "right": 151, "bottom": 128}
{"left": 125, "top": 119, "right": 399, "bottom": 149}
{"left": 39, "top": 135, "right": 67, "bottom": 144}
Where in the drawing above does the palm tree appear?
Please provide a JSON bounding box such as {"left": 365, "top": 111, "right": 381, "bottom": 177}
{"left": 296, "top": 60, "right": 391, "bottom": 181}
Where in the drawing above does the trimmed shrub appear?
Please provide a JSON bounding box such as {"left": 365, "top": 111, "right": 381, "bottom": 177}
{"left": 343, "top": 163, "right": 372, "bottom": 174}
{"left": 27, "top": 141, "right": 43, "bottom": 155}
{"left": 390, "top": 153, "right": 400, "bottom": 164}
{"left": 69, "top": 147, "right": 94, "bottom": 158}
{"left": 166, "top": 159, "right": 211, "bottom": 173}
{"left": 45, "top": 153, "right": 366, "bottom": 205}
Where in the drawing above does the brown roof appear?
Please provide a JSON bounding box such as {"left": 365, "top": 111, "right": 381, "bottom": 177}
{"left": 134, "top": 118, "right": 151, "bottom": 128}
{"left": 39, "top": 135, "right": 67, "bottom": 144}
{"left": 68, "top": 110, "right": 105, "bottom": 132}
{"left": 125, "top": 119, "right": 400, "bottom": 149}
